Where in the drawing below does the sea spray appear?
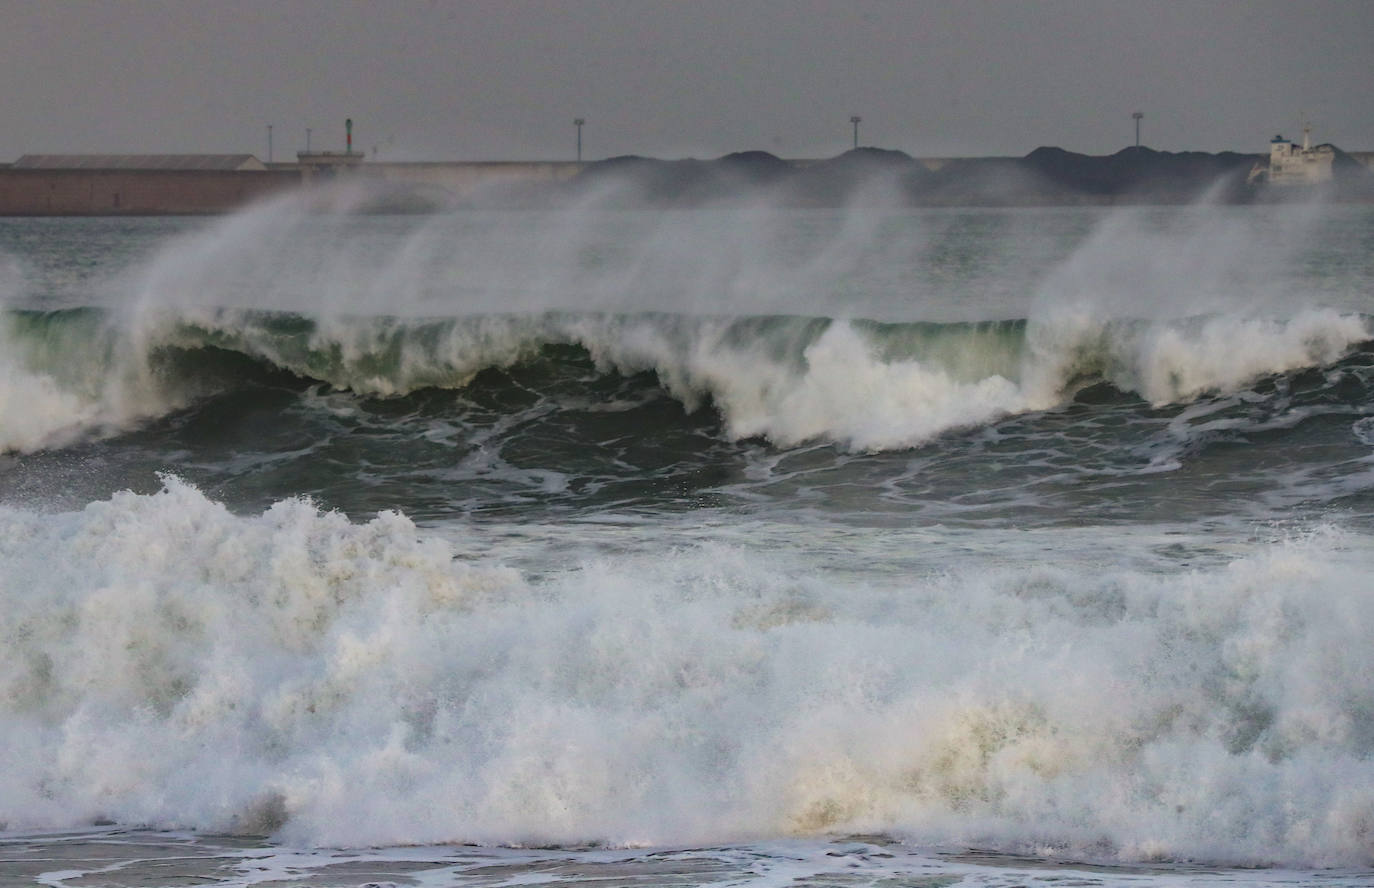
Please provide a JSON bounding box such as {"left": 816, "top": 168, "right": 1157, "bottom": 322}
{"left": 0, "top": 185, "right": 1363, "bottom": 454}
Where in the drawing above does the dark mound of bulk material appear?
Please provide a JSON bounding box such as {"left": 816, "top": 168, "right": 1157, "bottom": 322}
{"left": 788, "top": 148, "right": 931, "bottom": 205}
{"left": 1329, "top": 146, "right": 1374, "bottom": 199}
{"left": 563, "top": 144, "right": 1373, "bottom": 208}
{"left": 570, "top": 151, "right": 794, "bottom": 206}
{"left": 1020, "top": 145, "right": 1257, "bottom": 199}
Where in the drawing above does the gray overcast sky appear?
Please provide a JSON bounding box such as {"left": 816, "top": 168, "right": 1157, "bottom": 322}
{"left": 2, "top": 0, "right": 1371, "bottom": 162}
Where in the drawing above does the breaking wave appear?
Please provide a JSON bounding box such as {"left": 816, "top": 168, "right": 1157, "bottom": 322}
{"left": 1, "top": 304, "right": 1367, "bottom": 453}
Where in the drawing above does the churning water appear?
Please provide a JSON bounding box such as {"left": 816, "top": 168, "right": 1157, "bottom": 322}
{"left": 3, "top": 190, "right": 1374, "bottom": 886}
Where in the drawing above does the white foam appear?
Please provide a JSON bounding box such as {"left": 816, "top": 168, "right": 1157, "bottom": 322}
{"left": 1021, "top": 307, "right": 1370, "bottom": 407}
{"left": 0, "top": 343, "right": 99, "bottom": 452}
{"left": 2, "top": 480, "right": 1373, "bottom": 864}
{"left": 576, "top": 316, "right": 1034, "bottom": 450}
{"left": 568, "top": 309, "right": 1368, "bottom": 450}
{"left": 0, "top": 310, "right": 193, "bottom": 453}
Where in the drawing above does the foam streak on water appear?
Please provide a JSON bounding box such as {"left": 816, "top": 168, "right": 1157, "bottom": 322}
{"left": 4, "top": 829, "right": 1371, "bottom": 888}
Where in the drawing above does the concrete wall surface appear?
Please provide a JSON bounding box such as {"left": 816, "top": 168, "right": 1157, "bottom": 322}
{"left": 0, "top": 169, "right": 300, "bottom": 215}
{"left": 364, "top": 161, "right": 583, "bottom": 198}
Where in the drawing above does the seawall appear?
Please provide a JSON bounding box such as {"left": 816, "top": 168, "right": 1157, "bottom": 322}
{"left": 0, "top": 168, "right": 300, "bottom": 215}
{"left": 365, "top": 161, "right": 583, "bottom": 194}
{"left": 2, "top": 150, "right": 1372, "bottom": 215}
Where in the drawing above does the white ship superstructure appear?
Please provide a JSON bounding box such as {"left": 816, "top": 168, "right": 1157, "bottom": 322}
{"left": 1251, "top": 125, "right": 1335, "bottom": 185}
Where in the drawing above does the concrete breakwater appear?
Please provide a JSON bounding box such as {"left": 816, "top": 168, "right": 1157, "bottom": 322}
{"left": 0, "top": 157, "right": 592, "bottom": 215}
{"left": 1, "top": 146, "right": 1371, "bottom": 215}
{"left": 0, "top": 167, "right": 301, "bottom": 215}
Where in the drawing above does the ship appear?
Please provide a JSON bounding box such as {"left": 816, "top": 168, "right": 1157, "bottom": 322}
{"left": 1248, "top": 125, "right": 1335, "bottom": 185}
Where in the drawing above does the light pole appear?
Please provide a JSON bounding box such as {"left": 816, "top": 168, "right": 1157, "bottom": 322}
{"left": 574, "top": 118, "right": 585, "bottom": 162}
{"left": 267, "top": 124, "right": 273, "bottom": 162}
{"left": 1132, "top": 111, "right": 1143, "bottom": 147}
{"left": 850, "top": 115, "right": 862, "bottom": 150}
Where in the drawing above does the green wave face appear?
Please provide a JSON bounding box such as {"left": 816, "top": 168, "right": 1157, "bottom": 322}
{"left": 1, "top": 305, "right": 1369, "bottom": 454}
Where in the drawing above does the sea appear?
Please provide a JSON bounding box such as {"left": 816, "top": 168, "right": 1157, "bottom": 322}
{"left": 2, "top": 184, "right": 1374, "bottom": 887}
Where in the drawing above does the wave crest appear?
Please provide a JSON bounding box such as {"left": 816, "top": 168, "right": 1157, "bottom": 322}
{"left": 1, "top": 305, "right": 1368, "bottom": 453}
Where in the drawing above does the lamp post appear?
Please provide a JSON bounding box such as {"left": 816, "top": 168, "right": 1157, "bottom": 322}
{"left": 850, "top": 115, "right": 862, "bottom": 150}
{"left": 1132, "top": 111, "right": 1143, "bottom": 147}
{"left": 574, "top": 118, "right": 585, "bottom": 162}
